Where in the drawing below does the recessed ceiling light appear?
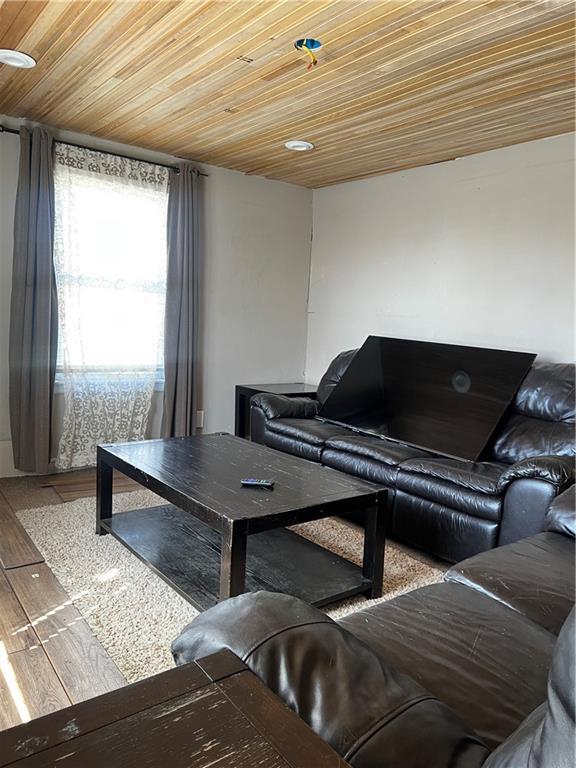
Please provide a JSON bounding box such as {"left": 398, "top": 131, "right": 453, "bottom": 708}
{"left": 0, "top": 49, "right": 36, "bottom": 68}
{"left": 294, "top": 38, "right": 322, "bottom": 52}
{"left": 284, "top": 140, "right": 315, "bottom": 152}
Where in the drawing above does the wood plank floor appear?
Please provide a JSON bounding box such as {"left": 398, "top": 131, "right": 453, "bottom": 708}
{"left": 0, "top": 475, "right": 126, "bottom": 732}
{"left": 41, "top": 468, "right": 140, "bottom": 502}
{"left": 0, "top": 498, "right": 43, "bottom": 569}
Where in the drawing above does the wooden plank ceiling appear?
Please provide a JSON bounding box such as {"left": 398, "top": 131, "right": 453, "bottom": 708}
{"left": 0, "top": 0, "right": 574, "bottom": 188}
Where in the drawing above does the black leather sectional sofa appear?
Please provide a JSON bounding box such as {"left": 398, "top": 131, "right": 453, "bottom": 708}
{"left": 173, "top": 485, "right": 576, "bottom": 768}
{"left": 251, "top": 351, "right": 575, "bottom": 562}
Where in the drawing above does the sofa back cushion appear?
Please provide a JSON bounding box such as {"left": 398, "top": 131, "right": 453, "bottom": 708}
{"left": 514, "top": 363, "right": 575, "bottom": 422}
{"left": 316, "top": 348, "right": 357, "bottom": 405}
{"left": 483, "top": 608, "right": 575, "bottom": 768}
{"left": 493, "top": 416, "right": 575, "bottom": 464}
{"left": 492, "top": 363, "right": 575, "bottom": 464}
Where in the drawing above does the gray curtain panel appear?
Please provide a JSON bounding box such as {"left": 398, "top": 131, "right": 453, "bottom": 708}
{"left": 162, "top": 163, "right": 200, "bottom": 437}
{"left": 9, "top": 126, "right": 58, "bottom": 473}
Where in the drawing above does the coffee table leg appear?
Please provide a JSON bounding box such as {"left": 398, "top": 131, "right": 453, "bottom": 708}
{"left": 362, "top": 494, "right": 387, "bottom": 598}
{"left": 96, "top": 453, "right": 113, "bottom": 535}
{"left": 220, "top": 521, "right": 247, "bottom": 600}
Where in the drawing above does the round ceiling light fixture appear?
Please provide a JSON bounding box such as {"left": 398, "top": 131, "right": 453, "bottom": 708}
{"left": 284, "top": 139, "right": 315, "bottom": 152}
{"left": 0, "top": 49, "right": 36, "bottom": 68}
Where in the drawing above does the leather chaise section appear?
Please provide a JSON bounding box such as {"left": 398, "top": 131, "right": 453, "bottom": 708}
{"left": 171, "top": 481, "right": 575, "bottom": 768}
{"left": 445, "top": 532, "right": 575, "bottom": 635}
{"left": 339, "top": 582, "right": 556, "bottom": 750}
{"left": 172, "top": 592, "right": 489, "bottom": 768}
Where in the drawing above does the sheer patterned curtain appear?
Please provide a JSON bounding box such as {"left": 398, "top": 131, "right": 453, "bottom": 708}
{"left": 53, "top": 143, "right": 169, "bottom": 469}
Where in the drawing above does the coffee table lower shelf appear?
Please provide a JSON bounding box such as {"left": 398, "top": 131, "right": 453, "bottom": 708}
{"left": 101, "top": 504, "right": 372, "bottom": 611}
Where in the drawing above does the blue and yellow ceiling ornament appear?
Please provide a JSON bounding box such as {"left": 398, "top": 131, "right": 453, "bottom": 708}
{"left": 294, "top": 38, "right": 322, "bottom": 70}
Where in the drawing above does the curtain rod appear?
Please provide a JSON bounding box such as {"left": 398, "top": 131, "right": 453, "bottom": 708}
{"left": 0, "top": 125, "right": 208, "bottom": 177}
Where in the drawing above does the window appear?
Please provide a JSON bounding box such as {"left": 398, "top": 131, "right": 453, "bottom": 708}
{"left": 53, "top": 143, "right": 169, "bottom": 374}
{"left": 52, "top": 143, "right": 169, "bottom": 469}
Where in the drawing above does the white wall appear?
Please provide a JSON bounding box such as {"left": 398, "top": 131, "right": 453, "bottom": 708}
{"left": 200, "top": 167, "right": 311, "bottom": 433}
{"left": 0, "top": 119, "right": 312, "bottom": 475}
{"left": 306, "top": 134, "right": 575, "bottom": 382}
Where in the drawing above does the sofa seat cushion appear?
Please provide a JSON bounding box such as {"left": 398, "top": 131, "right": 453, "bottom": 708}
{"left": 321, "top": 435, "right": 431, "bottom": 486}
{"left": 445, "top": 533, "right": 575, "bottom": 635}
{"left": 266, "top": 418, "right": 350, "bottom": 446}
{"left": 339, "top": 582, "right": 555, "bottom": 750}
{"left": 395, "top": 459, "right": 505, "bottom": 521}
{"left": 398, "top": 458, "right": 505, "bottom": 493}
{"left": 325, "top": 434, "right": 431, "bottom": 465}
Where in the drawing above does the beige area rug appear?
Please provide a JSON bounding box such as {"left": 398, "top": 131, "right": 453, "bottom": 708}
{"left": 17, "top": 491, "right": 445, "bottom": 683}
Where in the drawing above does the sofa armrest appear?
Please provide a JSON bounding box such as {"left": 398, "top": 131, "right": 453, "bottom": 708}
{"left": 497, "top": 455, "right": 575, "bottom": 493}
{"left": 249, "top": 403, "right": 267, "bottom": 445}
{"left": 498, "top": 479, "right": 559, "bottom": 546}
{"left": 172, "top": 592, "right": 488, "bottom": 768}
{"left": 544, "top": 485, "right": 575, "bottom": 538}
{"left": 251, "top": 393, "right": 318, "bottom": 420}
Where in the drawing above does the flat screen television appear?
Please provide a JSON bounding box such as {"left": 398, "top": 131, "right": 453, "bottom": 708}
{"left": 316, "top": 336, "right": 536, "bottom": 461}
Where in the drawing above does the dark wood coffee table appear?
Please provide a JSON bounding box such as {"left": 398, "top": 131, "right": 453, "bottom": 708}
{"left": 96, "top": 433, "right": 387, "bottom": 611}
{"left": 0, "top": 650, "right": 349, "bottom": 768}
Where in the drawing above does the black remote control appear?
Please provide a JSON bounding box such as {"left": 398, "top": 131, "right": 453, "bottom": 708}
{"left": 241, "top": 478, "right": 275, "bottom": 489}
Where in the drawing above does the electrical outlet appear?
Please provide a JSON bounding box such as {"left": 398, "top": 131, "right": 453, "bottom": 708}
{"left": 196, "top": 410, "right": 204, "bottom": 429}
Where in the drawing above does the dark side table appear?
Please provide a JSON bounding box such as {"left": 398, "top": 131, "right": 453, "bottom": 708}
{"left": 235, "top": 382, "right": 317, "bottom": 439}
{"left": 0, "top": 650, "right": 349, "bottom": 768}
